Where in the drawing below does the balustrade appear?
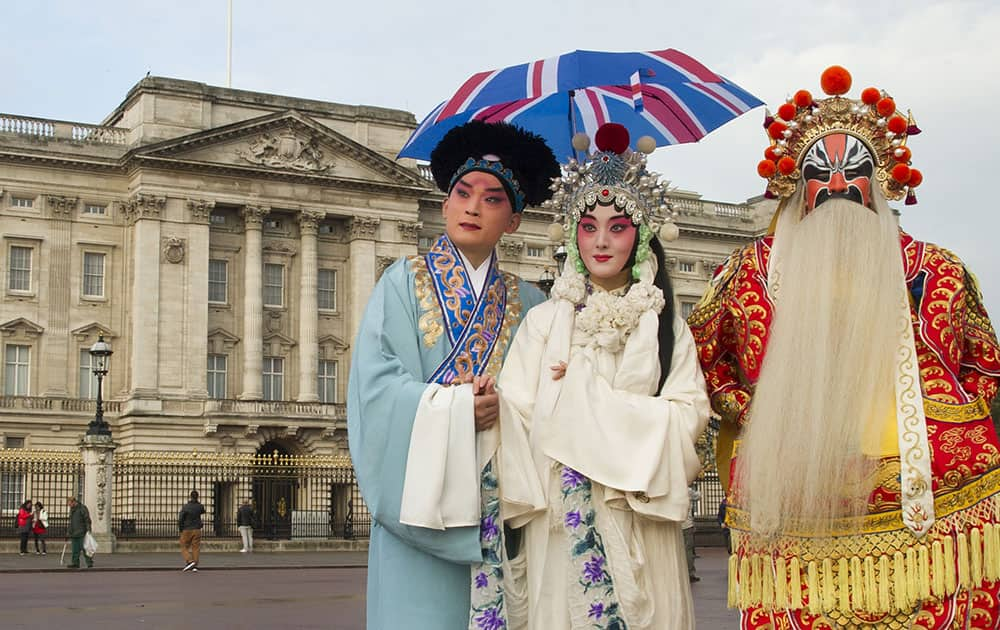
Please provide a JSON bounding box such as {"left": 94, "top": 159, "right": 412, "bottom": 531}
{"left": 0, "top": 113, "right": 127, "bottom": 145}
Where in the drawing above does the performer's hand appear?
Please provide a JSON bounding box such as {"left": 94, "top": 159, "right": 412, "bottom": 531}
{"left": 550, "top": 361, "right": 567, "bottom": 381}
{"left": 473, "top": 376, "right": 499, "bottom": 432}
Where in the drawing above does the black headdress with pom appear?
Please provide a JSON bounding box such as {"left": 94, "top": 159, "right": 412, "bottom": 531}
{"left": 429, "top": 121, "right": 560, "bottom": 213}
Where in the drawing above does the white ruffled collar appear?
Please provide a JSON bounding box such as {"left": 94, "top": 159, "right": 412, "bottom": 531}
{"left": 551, "top": 273, "right": 665, "bottom": 353}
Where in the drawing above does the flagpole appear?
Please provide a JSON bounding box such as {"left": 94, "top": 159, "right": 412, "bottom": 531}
{"left": 568, "top": 90, "right": 578, "bottom": 162}
{"left": 226, "top": 0, "right": 233, "bottom": 88}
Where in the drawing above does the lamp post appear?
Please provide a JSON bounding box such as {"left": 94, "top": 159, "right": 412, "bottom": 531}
{"left": 537, "top": 268, "right": 555, "bottom": 295}
{"left": 86, "top": 335, "right": 113, "bottom": 437}
{"left": 553, "top": 245, "right": 568, "bottom": 275}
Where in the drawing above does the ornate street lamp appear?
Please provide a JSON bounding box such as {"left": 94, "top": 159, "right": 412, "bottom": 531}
{"left": 553, "top": 245, "right": 567, "bottom": 275}
{"left": 86, "top": 335, "right": 113, "bottom": 437}
{"left": 537, "top": 268, "right": 555, "bottom": 296}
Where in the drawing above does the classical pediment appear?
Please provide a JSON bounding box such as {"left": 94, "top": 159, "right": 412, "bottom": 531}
{"left": 129, "top": 110, "right": 428, "bottom": 189}
{"left": 0, "top": 317, "right": 44, "bottom": 339}
{"left": 207, "top": 328, "right": 240, "bottom": 354}
{"left": 263, "top": 331, "right": 297, "bottom": 355}
{"left": 318, "top": 335, "right": 350, "bottom": 357}
{"left": 70, "top": 322, "right": 118, "bottom": 342}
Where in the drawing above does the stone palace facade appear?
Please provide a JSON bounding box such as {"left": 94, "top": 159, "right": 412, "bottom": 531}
{"left": 0, "top": 77, "right": 769, "bottom": 463}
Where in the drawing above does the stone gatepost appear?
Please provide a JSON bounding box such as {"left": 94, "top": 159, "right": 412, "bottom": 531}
{"left": 80, "top": 434, "right": 117, "bottom": 553}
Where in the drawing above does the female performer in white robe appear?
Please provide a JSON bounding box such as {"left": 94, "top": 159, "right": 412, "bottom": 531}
{"left": 495, "top": 124, "right": 711, "bottom": 630}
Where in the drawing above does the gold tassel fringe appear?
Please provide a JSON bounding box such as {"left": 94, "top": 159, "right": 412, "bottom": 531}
{"left": 727, "top": 525, "right": 1000, "bottom": 614}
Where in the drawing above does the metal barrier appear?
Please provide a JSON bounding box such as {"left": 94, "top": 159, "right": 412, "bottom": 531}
{"left": 112, "top": 451, "right": 369, "bottom": 540}
{"left": 0, "top": 449, "right": 84, "bottom": 538}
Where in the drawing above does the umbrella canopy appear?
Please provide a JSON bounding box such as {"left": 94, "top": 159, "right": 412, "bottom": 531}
{"left": 400, "top": 48, "right": 763, "bottom": 162}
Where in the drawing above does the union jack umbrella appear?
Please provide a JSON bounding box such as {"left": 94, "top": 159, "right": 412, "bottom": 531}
{"left": 399, "top": 48, "right": 763, "bottom": 161}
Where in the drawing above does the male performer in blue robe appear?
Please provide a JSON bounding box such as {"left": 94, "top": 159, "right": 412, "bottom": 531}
{"left": 348, "top": 121, "right": 560, "bottom": 629}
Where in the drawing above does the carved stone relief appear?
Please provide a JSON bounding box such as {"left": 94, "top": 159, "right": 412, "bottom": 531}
{"left": 123, "top": 194, "right": 166, "bottom": 225}
{"left": 236, "top": 131, "right": 335, "bottom": 173}
{"left": 349, "top": 216, "right": 380, "bottom": 240}
{"left": 397, "top": 220, "right": 423, "bottom": 244}
{"left": 187, "top": 199, "right": 215, "bottom": 224}
{"left": 161, "top": 237, "right": 186, "bottom": 264}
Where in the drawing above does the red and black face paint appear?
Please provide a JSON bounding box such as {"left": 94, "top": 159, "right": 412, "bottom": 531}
{"left": 802, "top": 133, "right": 874, "bottom": 214}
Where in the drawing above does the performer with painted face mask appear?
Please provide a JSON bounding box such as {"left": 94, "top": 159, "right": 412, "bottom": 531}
{"left": 689, "top": 66, "right": 1000, "bottom": 628}
{"left": 497, "top": 123, "right": 710, "bottom": 630}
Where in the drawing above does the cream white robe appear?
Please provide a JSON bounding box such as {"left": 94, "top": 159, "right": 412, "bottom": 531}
{"left": 497, "top": 296, "right": 710, "bottom": 630}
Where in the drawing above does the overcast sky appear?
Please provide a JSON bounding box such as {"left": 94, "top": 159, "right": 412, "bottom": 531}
{"left": 6, "top": 0, "right": 998, "bottom": 317}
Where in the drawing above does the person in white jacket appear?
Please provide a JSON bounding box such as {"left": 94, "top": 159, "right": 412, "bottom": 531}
{"left": 496, "top": 123, "right": 710, "bottom": 630}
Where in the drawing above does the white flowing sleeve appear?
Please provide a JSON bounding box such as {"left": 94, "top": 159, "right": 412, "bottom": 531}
{"left": 399, "top": 383, "right": 479, "bottom": 530}
{"left": 497, "top": 306, "right": 554, "bottom": 528}
{"left": 540, "top": 313, "right": 710, "bottom": 522}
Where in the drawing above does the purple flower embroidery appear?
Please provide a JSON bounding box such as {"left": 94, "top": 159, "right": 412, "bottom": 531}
{"left": 475, "top": 571, "right": 489, "bottom": 589}
{"left": 561, "top": 467, "right": 585, "bottom": 489}
{"left": 565, "top": 510, "right": 582, "bottom": 528}
{"left": 481, "top": 514, "right": 499, "bottom": 541}
{"left": 588, "top": 602, "right": 605, "bottom": 619}
{"left": 583, "top": 555, "right": 608, "bottom": 584}
{"left": 475, "top": 606, "right": 505, "bottom": 630}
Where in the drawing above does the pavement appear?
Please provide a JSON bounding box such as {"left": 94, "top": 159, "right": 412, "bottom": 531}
{"left": 0, "top": 543, "right": 740, "bottom": 627}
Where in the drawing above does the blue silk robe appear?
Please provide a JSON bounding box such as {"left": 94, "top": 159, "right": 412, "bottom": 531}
{"left": 348, "top": 239, "right": 545, "bottom": 629}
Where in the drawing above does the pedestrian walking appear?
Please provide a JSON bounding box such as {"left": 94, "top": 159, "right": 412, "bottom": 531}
{"left": 32, "top": 501, "right": 48, "bottom": 555}
{"left": 66, "top": 496, "right": 93, "bottom": 569}
{"left": 16, "top": 499, "right": 33, "bottom": 555}
{"left": 178, "top": 490, "right": 206, "bottom": 571}
{"left": 236, "top": 499, "right": 255, "bottom": 553}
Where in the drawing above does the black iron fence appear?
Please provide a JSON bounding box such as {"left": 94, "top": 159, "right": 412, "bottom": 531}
{"left": 112, "top": 451, "right": 370, "bottom": 540}
{"left": 0, "top": 449, "right": 84, "bottom": 538}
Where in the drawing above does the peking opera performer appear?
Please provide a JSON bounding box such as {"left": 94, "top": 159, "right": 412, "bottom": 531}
{"left": 497, "top": 123, "right": 711, "bottom": 630}
{"left": 688, "top": 66, "right": 1000, "bottom": 629}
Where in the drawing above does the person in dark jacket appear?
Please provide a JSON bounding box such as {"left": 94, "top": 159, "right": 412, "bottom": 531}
{"left": 16, "top": 499, "right": 32, "bottom": 555}
{"left": 66, "top": 496, "right": 93, "bottom": 569}
{"left": 236, "top": 499, "right": 255, "bottom": 553}
{"left": 178, "top": 490, "right": 206, "bottom": 571}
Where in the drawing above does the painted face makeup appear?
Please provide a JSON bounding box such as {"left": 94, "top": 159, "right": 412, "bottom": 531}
{"left": 442, "top": 170, "right": 520, "bottom": 266}
{"left": 802, "top": 133, "right": 875, "bottom": 214}
{"left": 576, "top": 202, "right": 638, "bottom": 290}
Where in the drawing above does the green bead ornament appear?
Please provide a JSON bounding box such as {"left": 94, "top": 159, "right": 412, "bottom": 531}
{"left": 566, "top": 219, "right": 587, "bottom": 274}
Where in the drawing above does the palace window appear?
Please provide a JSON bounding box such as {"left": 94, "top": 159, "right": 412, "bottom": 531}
{"left": 78, "top": 348, "right": 110, "bottom": 399}
{"left": 680, "top": 301, "right": 697, "bottom": 319}
{"left": 263, "top": 357, "right": 284, "bottom": 401}
{"left": 263, "top": 264, "right": 284, "bottom": 307}
{"left": 208, "top": 260, "right": 228, "bottom": 304}
{"left": 678, "top": 261, "right": 695, "bottom": 273}
{"left": 4, "top": 344, "right": 30, "bottom": 396}
{"left": 10, "top": 196, "right": 33, "bottom": 208}
{"left": 83, "top": 204, "right": 106, "bottom": 215}
{"left": 8, "top": 246, "right": 32, "bottom": 292}
{"left": 207, "top": 354, "right": 227, "bottom": 399}
{"left": 82, "top": 252, "right": 106, "bottom": 297}
{"left": 318, "top": 269, "right": 337, "bottom": 311}
{"left": 1, "top": 472, "right": 24, "bottom": 513}
{"left": 210, "top": 214, "right": 226, "bottom": 225}
{"left": 318, "top": 359, "right": 338, "bottom": 403}
{"left": 526, "top": 246, "right": 546, "bottom": 258}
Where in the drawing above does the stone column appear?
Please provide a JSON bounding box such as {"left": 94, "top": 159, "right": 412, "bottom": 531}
{"left": 80, "top": 434, "right": 117, "bottom": 552}
{"left": 186, "top": 200, "right": 214, "bottom": 399}
{"left": 297, "top": 209, "right": 325, "bottom": 402}
{"left": 239, "top": 205, "right": 269, "bottom": 400}
{"left": 347, "top": 216, "right": 381, "bottom": 347}
{"left": 41, "top": 197, "right": 77, "bottom": 397}
{"left": 127, "top": 195, "right": 165, "bottom": 401}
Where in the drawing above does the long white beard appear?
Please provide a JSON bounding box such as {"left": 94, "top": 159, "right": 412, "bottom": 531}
{"left": 737, "top": 192, "right": 905, "bottom": 537}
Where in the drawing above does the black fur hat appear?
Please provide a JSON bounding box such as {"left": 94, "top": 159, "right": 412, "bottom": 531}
{"left": 429, "top": 121, "right": 560, "bottom": 212}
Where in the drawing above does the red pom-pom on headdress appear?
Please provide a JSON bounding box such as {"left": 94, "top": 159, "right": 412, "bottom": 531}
{"left": 764, "top": 146, "right": 782, "bottom": 162}
{"left": 767, "top": 121, "right": 788, "bottom": 140}
{"left": 891, "top": 164, "right": 912, "bottom": 183}
{"left": 777, "top": 103, "right": 797, "bottom": 121}
{"left": 893, "top": 146, "right": 912, "bottom": 163}
{"left": 594, "top": 123, "right": 630, "bottom": 154}
{"left": 793, "top": 90, "right": 813, "bottom": 108}
{"left": 757, "top": 159, "right": 777, "bottom": 178}
{"left": 907, "top": 168, "right": 923, "bottom": 188}
{"left": 777, "top": 156, "right": 796, "bottom": 176}
{"left": 820, "top": 66, "right": 852, "bottom": 96}
{"left": 861, "top": 87, "right": 881, "bottom": 105}
{"left": 887, "top": 116, "right": 907, "bottom": 134}
{"left": 876, "top": 97, "right": 896, "bottom": 118}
